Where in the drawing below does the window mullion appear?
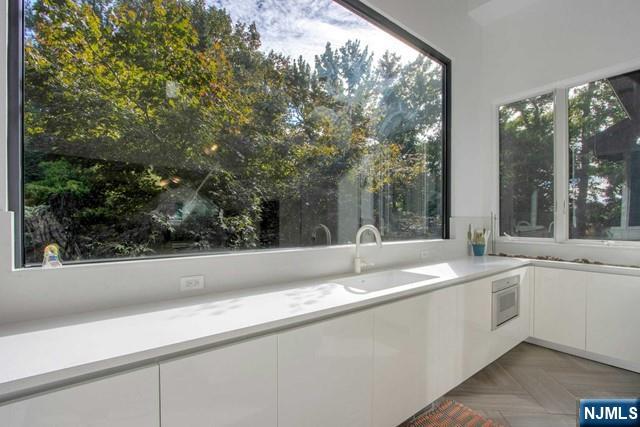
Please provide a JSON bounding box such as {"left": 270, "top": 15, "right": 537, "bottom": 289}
{"left": 553, "top": 87, "right": 569, "bottom": 243}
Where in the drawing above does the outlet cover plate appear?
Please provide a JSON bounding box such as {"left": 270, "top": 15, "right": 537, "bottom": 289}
{"left": 180, "top": 275, "right": 205, "bottom": 292}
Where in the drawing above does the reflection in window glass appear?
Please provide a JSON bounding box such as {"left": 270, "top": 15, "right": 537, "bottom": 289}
{"left": 22, "top": 0, "right": 446, "bottom": 264}
{"left": 569, "top": 69, "right": 640, "bottom": 240}
{"left": 499, "top": 94, "right": 554, "bottom": 238}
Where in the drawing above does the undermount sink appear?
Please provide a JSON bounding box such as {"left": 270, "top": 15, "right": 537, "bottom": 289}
{"left": 334, "top": 270, "right": 437, "bottom": 293}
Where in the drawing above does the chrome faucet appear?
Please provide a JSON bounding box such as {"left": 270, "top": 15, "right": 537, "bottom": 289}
{"left": 354, "top": 224, "right": 382, "bottom": 274}
{"left": 311, "top": 223, "right": 332, "bottom": 245}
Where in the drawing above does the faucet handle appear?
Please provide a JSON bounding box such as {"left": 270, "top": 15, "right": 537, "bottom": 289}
{"left": 360, "top": 259, "right": 375, "bottom": 270}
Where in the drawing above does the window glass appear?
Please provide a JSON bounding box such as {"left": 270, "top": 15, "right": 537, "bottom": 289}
{"left": 569, "top": 69, "right": 640, "bottom": 240}
{"left": 499, "top": 94, "right": 555, "bottom": 238}
{"left": 21, "top": 0, "right": 447, "bottom": 264}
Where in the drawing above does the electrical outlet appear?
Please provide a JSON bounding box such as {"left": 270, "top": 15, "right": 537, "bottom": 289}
{"left": 180, "top": 275, "right": 205, "bottom": 292}
{"left": 420, "top": 249, "right": 430, "bottom": 259}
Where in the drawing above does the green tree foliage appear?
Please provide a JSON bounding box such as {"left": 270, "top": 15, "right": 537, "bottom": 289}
{"left": 499, "top": 94, "right": 555, "bottom": 237}
{"left": 568, "top": 80, "right": 627, "bottom": 238}
{"left": 500, "top": 79, "right": 630, "bottom": 239}
{"left": 23, "top": 0, "right": 445, "bottom": 263}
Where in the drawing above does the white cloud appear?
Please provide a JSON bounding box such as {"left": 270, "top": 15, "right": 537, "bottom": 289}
{"left": 211, "top": 0, "right": 426, "bottom": 65}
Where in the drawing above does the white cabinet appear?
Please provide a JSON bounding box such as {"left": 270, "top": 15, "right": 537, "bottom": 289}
{"left": 587, "top": 273, "right": 640, "bottom": 364}
{"left": 160, "top": 336, "right": 277, "bottom": 427}
{"left": 458, "top": 277, "right": 493, "bottom": 379}
{"left": 372, "top": 295, "right": 430, "bottom": 427}
{"left": 0, "top": 367, "right": 159, "bottom": 427}
{"left": 278, "top": 311, "right": 374, "bottom": 427}
{"left": 430, "top": 284, "right": 464, "bottom": 398}
{"left": 533, "top": 267, "right": 587, "bottom": 350}
{"left": 532, "top": 266, "right": 640, "bottom": 370}
{"left": 372, "top": 285, "right": 465, "bottom": 425}
{"left": 457, "top": 267, "right": 530, "bottom": 381}
{"left": 370, "top": 268, "right": 532, "bottom": 427}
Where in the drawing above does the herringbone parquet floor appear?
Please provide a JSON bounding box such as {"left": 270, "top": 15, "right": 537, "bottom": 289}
{"left": 444, "top": 342, "right": 640, "bottom": 427}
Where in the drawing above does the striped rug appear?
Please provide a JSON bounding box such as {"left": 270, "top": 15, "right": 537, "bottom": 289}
{"left": 405, "top": 400, "right": 504, "bottom": 427}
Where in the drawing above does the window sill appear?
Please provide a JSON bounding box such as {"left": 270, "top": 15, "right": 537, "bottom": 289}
{"left": 498, "top": 237, "right": 640, "bottom": 249}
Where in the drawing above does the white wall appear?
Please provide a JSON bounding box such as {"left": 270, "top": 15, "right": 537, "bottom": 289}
{"left": 0, "top": 0, "right": 484, "bottom": 324}
{"left": 483, "top": 0, "right": 640, "bottom": 103}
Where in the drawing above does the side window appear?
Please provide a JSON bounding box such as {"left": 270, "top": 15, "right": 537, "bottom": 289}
{"left": 569, "top": 69, "right": 640, "bottom": 241}
{"left": 499, "top": 94, "right": 555, "bottom": 238}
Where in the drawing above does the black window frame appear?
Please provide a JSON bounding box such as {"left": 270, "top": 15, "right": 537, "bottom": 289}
{"left": 7, "top": 0, "right": 451, "bottom": 268}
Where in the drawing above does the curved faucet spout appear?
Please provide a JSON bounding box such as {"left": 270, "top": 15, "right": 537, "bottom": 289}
{"left": 354, "top": 225, "right": 382, "bottom": 273}
{"left": 311, "top": 223, "right": 332, "bottom": 245}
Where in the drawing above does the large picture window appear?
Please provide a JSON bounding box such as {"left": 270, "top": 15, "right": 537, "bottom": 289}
{"left": 9, "top": 0, "right": 450, "bottom": 266}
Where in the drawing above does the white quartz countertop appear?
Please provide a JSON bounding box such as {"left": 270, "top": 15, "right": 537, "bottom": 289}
{"left": 527, "top": 258, "right": 640, "bottom": 276}
{"left": 0, "top": 256, "right": 528, "bottom": 401}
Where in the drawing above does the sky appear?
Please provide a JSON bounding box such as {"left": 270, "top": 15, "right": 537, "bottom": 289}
{"left": 211, "top": 0, "right": 424, "bottom": 65}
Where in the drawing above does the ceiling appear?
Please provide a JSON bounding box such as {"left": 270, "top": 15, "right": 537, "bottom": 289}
{"left": 468, "top": 0, "right": 543, "bottom": 26}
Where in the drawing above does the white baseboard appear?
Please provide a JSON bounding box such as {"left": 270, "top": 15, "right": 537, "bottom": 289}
{"left": 526, "top": 337, "right": 640, "bottom": 374}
